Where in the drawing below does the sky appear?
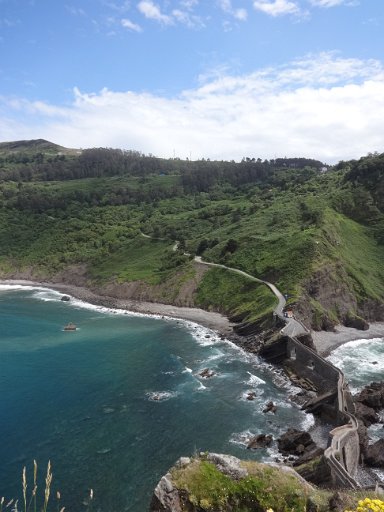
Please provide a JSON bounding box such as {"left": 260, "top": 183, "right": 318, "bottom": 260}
{"left": 1, "top": 0, "right": 384, "bottom": 163}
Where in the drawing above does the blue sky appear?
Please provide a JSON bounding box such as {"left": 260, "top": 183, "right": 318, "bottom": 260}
{"left": 1, "top": 0, "right": 384, "bottom": 162}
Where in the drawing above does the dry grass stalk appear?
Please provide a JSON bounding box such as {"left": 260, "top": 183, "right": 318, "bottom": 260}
{"left": 42, "top": 461, "right": 52, "bottom": 512}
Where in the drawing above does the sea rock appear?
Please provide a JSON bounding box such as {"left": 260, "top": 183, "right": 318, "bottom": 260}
{"left": 277, "top": 429, "right": 316, "bottom": 456}
{"left": 246, "top": 391, "right": 257, "bottom": 401}
{"left": 364, "top": 439, "right": 384, "bottom": 468}
{"left": 247, "top": 434, "right": 273, "bottom": 450}
{"left": 61, "top": 295, "right": 71, "bottom": 301}
{"left": 354, "top": 402, "right": 379, "bottom": 427}
{"left": 343, "top": 313, "right": 369, "bottom": 331}
{"left": 263, "top": 401, "right": 277, "bottom": 414}
{"left": 199, "top": 368, "right": 215, "bottom": 379}
{"left": 355, "top": 382, "right": 384, "bottom": 410}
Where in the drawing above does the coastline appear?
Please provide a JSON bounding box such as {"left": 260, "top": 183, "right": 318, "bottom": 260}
{"left": 1, "top": 279, "right": 384, "bottom": 356}
{"left": 0, "top": 279, "right": 234, "bottom": 336}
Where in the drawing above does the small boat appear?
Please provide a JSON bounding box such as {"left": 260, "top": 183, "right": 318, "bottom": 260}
{"left": 64, "top": 322, "right": 77, "bottom": 331}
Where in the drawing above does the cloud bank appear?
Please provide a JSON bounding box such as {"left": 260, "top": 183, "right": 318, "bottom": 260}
{"left": 2, "top": 53, "right": 384, "bottom": 163}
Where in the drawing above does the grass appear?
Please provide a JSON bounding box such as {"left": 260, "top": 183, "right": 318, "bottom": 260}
{"left": 195, "top": 267, "right": 277, "bottom": 323}
{"left": 170, "top": 456, "right": 384, "bottom": 512}
{"left": 171, "top": 458, "right": 325, "bottom": 512}
{"left": 88, "top": 236, "right": 178, "bottom": 284}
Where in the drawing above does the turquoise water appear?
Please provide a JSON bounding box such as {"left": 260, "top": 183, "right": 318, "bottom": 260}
{"left": 0, "top": 285, "right": 313, "bottom": 511}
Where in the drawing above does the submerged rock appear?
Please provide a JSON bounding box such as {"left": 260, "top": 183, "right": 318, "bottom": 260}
{"left": 199, "top": 368, "right": 216, "bottom": 379}
{"left": 263, "top": 400, "right": 277, "bottom": 414}
{"left": 278, "top": 429, "right": 315, "bottom": 456}
{"left": 364, "top": 439, "right": 384, "bottom": 468}
{"left": 354, "top": 402, "right": 379, "bottom": 427}
{"left": 247, "top": 434, "right": 273, "bottom": 450}
{"left": 355, "top": 381, "right": 384, "bottom": 410}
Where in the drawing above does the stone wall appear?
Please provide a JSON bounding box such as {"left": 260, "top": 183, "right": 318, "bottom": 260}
{"left": 280, "top": 336, "right": 361, "bottom": 488}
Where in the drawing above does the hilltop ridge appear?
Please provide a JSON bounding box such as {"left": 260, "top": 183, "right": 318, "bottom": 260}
{"left": 0, "top": 138, "right": 80, "bottom": 155}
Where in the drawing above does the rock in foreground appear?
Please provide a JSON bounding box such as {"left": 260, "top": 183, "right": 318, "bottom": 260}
{"left": 150, "top": 453, "right": 319, "bottom": 512}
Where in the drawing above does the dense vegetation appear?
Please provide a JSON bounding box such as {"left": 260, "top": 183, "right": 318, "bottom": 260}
{"left": 0, "top": 139, "right": 383, "bottom": 329}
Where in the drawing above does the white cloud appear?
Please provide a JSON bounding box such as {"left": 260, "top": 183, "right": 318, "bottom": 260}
{"left": 179, "top": 0, "right": 199, "bottom": 8}
{"left": 137, "top": 1, "right": 173, "bottom": 24}
{"left": 171, "top": 8, "right": 205, "bottom": 28}
{"left": 218, "top": 0, "right": 248, "bottom": 20}
{"left": 65, "top": 5, "right": 86, "bottom": 16}
{"left": 121, "top": 17, "right": 142, "bottom": 31}
{"left": 234, "top": 8, "right": 247, "bottom": 20}
{"left": 253, "top": 0, "right": 300, "bottom": 16}
{"left": 309, "top": 0, "right": 357, "bottom": 6}
{"left": 3, "top": 53, "right": 384, "bottom": 163}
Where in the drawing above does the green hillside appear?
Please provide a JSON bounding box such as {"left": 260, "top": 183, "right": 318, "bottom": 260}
{"left": 0, "top": 142, "right": 383, "bottom": 330}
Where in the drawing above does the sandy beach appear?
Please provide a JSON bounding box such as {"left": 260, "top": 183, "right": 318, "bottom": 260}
{"left": 312, "top": 323, "right": 384, "bottom": 356}
{"left": 1, "top": 279, "right": 383, "bottom": 354}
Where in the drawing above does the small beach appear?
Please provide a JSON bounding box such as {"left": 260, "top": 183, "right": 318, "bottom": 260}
{"left": 312, "top": 323, "right": 384, "bottom": 356}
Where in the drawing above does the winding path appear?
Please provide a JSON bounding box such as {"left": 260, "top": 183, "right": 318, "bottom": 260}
{"left": 194, "top": 255, "right": 307, "bottom": 337}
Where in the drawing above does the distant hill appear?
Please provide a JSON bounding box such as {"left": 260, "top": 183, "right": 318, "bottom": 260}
{"left": 0, "top": 139, "right": 79, "bottom": 155}
{"left": 0, "top": 140, "right": 382, "bottom": 332}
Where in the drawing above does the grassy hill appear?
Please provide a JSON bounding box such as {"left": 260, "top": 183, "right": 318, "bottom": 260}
{"left": 0, "top": 138, "right": 79, "bottom": 155}
{"left": 0, "top": 141, "right": 383, "bottom": 330}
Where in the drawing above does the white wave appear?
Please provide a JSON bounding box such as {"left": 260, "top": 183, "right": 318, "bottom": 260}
{"left": 204, "top": 350, "right": 226, "bottom": 362}
{"left": 188, "top": 326, "right": 221, "bottom": 346}
{"left": 300, "top": 412, "right": 315, "bottom": 432}
{"left": 371, "top": 468, "right": 384, "bottom": 484}
{"left": 196, "top": 382, "right": 207, "bottom": 391}
{"left": 68, "top": 296, "right": 163, "bottom": 320}
{"left": 327, "top": 337, "right": 384, "bottom": 391}
{"left": 240, "top": 389, "right": 264, "bottom": 401}
{"left": 246, "top": 371, "right": 266, "bottom": 386}
{"left": 0, "top": 284, "right": 48, "bottom": 292}
{"left": 146, "top": 391, "right": 178, "bottom": 402}
{"left": 33, "top": 289, "right": 63, "bottom": 302}
{"left": 229, "top": 429, "right": 255, "bottom": 447}
{"left": 368, "top": 422, "right": 384, "bottom": 443}
{"left": 183, "top": 367, "right": 193, "bottom": 373}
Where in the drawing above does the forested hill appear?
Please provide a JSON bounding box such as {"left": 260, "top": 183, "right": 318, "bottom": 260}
{"left": 0, "top": 140, "right": 383, "bottom": 332}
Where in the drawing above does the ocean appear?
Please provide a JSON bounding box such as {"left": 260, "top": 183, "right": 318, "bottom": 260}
{"left": 0, "top": 285, "right": 380, "bottom": 510}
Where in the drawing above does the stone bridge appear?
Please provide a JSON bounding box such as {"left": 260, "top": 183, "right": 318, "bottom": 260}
{"left": 286, "top": 336, "right": 361, "bottom": 488}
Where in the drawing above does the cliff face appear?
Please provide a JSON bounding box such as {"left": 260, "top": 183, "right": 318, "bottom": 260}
{"left": 149, "top": 453, "right": 320, "bottom": 512}
{"left": 1, "top": 262, "right": 210, "bottom": 309}
{"left": 297, "top": 263, "right": 384, "bottom": 332}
